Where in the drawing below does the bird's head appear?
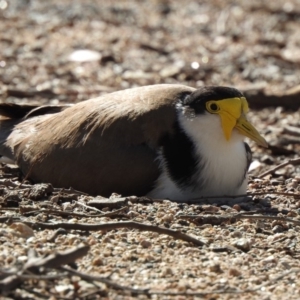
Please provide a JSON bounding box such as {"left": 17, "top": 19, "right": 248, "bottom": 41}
{"left": 180, "top": 86, "right": 268, "bottom": 147}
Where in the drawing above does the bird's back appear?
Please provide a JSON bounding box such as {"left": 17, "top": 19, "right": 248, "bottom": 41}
{"left": 0, "top": 84, "right": 195, "bottom": 196}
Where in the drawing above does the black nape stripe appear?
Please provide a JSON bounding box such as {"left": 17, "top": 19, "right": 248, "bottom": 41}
{"left": 244, "top": 142, "right": 252, "bottom": 172}
{"left": 236, "top": 142, "right": 252, "bottom": 188}
{"left": 161, "top": 121, "right": 199, "bottom": 187}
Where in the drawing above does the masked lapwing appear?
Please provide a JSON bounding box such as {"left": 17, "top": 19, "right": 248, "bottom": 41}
{"left": 0, "top": 84, "right": 267, "bottom": 200}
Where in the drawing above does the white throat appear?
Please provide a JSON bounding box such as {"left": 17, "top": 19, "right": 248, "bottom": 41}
{"left": 148, "top": 113, "right": 248, "bottom": 201}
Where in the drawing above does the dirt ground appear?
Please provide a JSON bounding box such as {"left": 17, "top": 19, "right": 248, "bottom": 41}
{"left": 0, "top": 0, "right": 300, "bottom": 299}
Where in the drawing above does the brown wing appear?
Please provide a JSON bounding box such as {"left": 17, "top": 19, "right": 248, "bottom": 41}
{"left": 6, "top": 84, "right": 195, "bottom": 196}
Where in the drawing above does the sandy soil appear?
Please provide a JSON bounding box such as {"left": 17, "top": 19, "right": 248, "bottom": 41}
{"left": 0, "top": 1, "right": 300, "bottom": 299}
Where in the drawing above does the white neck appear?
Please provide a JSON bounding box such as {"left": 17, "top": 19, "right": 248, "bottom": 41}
{"left": 148, "top": 113, "right": 248, "bottom": 201}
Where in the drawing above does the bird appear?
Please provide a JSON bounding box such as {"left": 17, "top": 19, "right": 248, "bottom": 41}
{"left": 0, "top": 84, "right": 267, "bottom": 201}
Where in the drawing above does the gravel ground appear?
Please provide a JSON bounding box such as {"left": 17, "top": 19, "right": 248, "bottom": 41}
{"left": 0, "top": 1, "right": 300, "bottom": 299}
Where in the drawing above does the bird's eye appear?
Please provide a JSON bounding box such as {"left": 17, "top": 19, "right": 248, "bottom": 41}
{"left": 209, "top": 103, "right": 218, "bottom": 111}
{"left": 206, "top": 101, "right": 221, "bottom": 113}
{"left": 206, "top": 101, "right": 220, "bottom": 113}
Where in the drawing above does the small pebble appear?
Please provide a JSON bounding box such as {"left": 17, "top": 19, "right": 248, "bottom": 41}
{"left": 228, "top": 268, "right": 241, "bottom": 277}
{"left": 92, "top": 257, "right": 104, "bottom": 266}
{"left": 209, "top": 263, "right": 223, "bottom": 273}
{"left": 272, "top": 225, "right": 284, "bottom": 233}
{"left": 261, "top": 155, "right": 274, "bottom": 164}
{"left": 140, "top": 240, "right": 152, "bottom": 248}
{"left": 232, "top": 204, "right": 241, "bottom": 211}
{"left": 270, "top": 179, "right": 283, "bottom": 186}
{"left": 230, "top": 230, "right": 242, "bottom": 238}
{"left": 10, "top": 223, "right": 34, "bottom": 238}
{"left": 261, "top": 255, "right": 278, "bottom": 265}
{"left": 233, "top": 238, "right": 252, "bottom": 251}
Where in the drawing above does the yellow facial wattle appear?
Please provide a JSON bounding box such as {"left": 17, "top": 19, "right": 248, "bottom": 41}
{"left": 206, "top": 97, "right": 268, "bottom": 147}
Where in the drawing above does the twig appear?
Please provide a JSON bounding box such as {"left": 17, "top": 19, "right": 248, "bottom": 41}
{"left": 79, "top": 287, "right": 107, "bottom": 298}
{"left": 0, "top": 275, "right": 22, "bottom": 295}
{"left": 95, "top": 206, "right": 128, "bottom": 218}
{"left": 0, "top": 216, "right": 19, "bottom": 223}
{"left": 177, "top": 213, "right": 300, "bottom": 226}
{"left": 163, "top": 191, "right": 300, "bottom": 204}
{"left": 22, "top": 221, "right": 206, "bottom": 246}
{"left": 283, "top": 125, "right": 300, "bottom": 137}
{"left": 258, "top": 157, "right": 300, "bottom": 178}
{"left": 0, "top": 245, "right": 90, "bottom": 294}
{"left": 0, "top": 207, "right": 19, "bottom": 211}
{"left": 54, "top": 187, "right": 88, "bottom": 196}
{"left": 47, "top": 228, "right": 68, "bottom": 242}
{"left": 22, "top": 206, "right": 128, "bottom": 219}
{"left": 235, "top": 214, "right": 300, "bottom": 226}
{"left": 0, "top": 179, "right": 31, "bottom": 189}
{"left": 0, "top": 179, "right": 88, "bottom": 196}
{"left": 6, "top": 88, "right": 57, "bottom": 98}
{"left": 74, "top": 200, "right": 103, "bottom": 213}
{"left": 11, "top": 273, "right": 69, "bottom": 280}
{"left": 24, "top": 244, "right": 90, "bottom": 271}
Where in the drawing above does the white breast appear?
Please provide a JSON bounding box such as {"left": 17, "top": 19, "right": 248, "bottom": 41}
{"left": 148, "top": 113, "right": 248, "bottom": 201}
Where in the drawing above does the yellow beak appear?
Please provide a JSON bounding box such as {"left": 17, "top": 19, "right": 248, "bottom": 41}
{"left": 206, "top": 97, "right": 268, "bottom": 147}
{"left": 235, "top": 114, "right": 268, "bottom": 147}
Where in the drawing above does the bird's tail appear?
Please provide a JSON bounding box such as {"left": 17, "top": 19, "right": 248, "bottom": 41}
{"left": 0, "top": 103, "right": 71, "bottom": 160}
{"left": 0, "top": 117, "right": 20, "bottom": 161}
